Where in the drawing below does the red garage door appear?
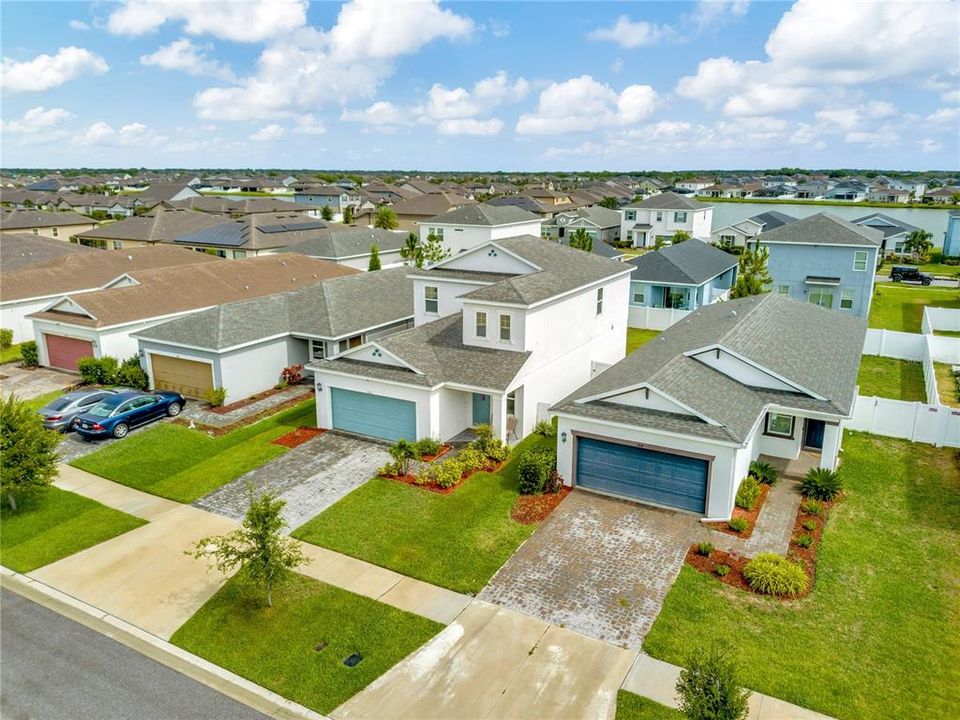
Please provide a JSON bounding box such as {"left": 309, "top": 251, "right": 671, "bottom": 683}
{"left": 44, "top": 334, "right": 94, "bottom": 371}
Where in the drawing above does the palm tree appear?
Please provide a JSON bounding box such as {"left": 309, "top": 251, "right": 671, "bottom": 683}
{"left": 373, "top": 205, "right": 399, "bottom": 230}
{"left": 905, "top": 229, "right": 934, "bottom": 263}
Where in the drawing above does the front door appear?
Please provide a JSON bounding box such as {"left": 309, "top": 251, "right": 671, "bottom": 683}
{"left": 803, "top": 419, "right": 826, "bottom": 450}
{"left": 472, "top": 393, "right": 491, "bottom": 426}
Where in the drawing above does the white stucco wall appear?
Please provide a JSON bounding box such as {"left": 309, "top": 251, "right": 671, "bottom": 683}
{"left": 218, "top": 336, "right": 309, "bottom": 401}
{"left": 1, "top": 297, "right": 54, "bottom": 343}
{"left": 420, "top": 220, "right": 542, "bottom": 254}
{"left": 412, "top": 278, "right": 486, "bottom": 326}
{"left": 460, "top": 301, "right": 526, "bottom": 352}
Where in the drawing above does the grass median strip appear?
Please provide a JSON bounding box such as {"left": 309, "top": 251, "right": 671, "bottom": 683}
{"left": 1, "top": 487, "right": 145, "bottom": 573}
{"left": 170, "top": 572, "right": 442, "bottom": 715}
{"left": 71, "top": 400, "right": 316, "bottom": 503}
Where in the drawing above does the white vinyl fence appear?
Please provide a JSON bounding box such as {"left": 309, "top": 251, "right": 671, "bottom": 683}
{"left": 628, "top": 306, "right": 691, "bottom": 330}
{"left": 848, "top": 396, "right": 960, "bottom": 447}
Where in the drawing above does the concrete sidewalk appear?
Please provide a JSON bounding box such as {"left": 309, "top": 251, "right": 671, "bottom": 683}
{"left": 55, "top": 464, "right": 181, "bottom": 521}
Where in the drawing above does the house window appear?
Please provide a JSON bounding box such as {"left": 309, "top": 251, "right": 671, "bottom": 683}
{"left": 112, "top": 240, "right": 123, "bottom": 250}
{"left": 765, "top": 412, "right": 795, "bottom": 438}
{"left": 52, "top": 227, "right": 59, "bottom": 237}
{"left": 428, "top": 227, "right": 444, "bottom": 240}
{"left": 674, "top": 211, "right": 688, "bottom": 223}
{"left": 596, "top": 287, "right": 604, "bottom": 315}
{"left": 476, "top": 311, "right": 487, "bottom": 338}
{"left": 506, "top": 390, "right": 516, "bottom": 416}
{"left": 499, "top": 314, "right": 511, "bottom": 342}
{"left": 809, "top": 289, "right": 834, "bottom": 308}
{"left": 424, "top": 286, "right": 439, "bottom": 314}
{"left": 853, "top": 250, "right": 869, "bottom": 271}
{"left": 632, "top": 287, "right": 645, "bottom": 305}
{"left": 894, "top": 241, "right": 906, "bottom": 254}
{"left": 720, "top": 234, "right": 736, "bottom": 245}
{"left": 840, "top": 289, "right": 855, "bottom": 310}
{"left": 338, "top": 335, "right": 362, "bottom": 353}
{"left": 776, "top": 284, "right": 790, "bottom": 295}
{"left": 233, "top": 249, "right": 247, "bottom": 259}
{"left": 656, "top": 211, "right": 664, "bottom": 222}
{"left": 310, "top": 340, "right": 325, "bottom": 359}
{"left": 624, "top": 210, "right": 636, "bottom": 221}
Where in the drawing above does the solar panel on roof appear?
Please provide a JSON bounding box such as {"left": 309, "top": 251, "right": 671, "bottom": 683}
{"left": 259, "top": 221, "right": 327, "bottom": 234}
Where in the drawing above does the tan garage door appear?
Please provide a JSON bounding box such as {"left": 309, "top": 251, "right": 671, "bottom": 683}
{"left": 151, "top": 354, "right": 214, "bottom": 398}
{"left": 45, "top": 334, "right": 94, "bottom": 371}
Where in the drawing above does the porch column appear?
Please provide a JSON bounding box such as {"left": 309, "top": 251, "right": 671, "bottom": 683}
{"left": 492, "top": 392, "right": 508, "bottom": 442}
{"left": 820, "top": 422, "right": 842, "bottom": 470}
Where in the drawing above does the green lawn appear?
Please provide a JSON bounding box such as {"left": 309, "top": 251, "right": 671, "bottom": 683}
{"left": 0, "top": 343, "right": 22, "bottom": 364}
{"left": 293, "top": 434, "right": 554, "bottom": 594}
{"left": 71, "top": 400, "right": 316, "bottom": 503}
{"left": 616, "top": 691, "right": 681, "bottom": 719}
{"left": 1, "top": 487, "right": 145, "bottom": 572}
{"left": 868, "top": 284, "right": 960, "bottom": 332}
{"left": 171, "top": 572, "right": 441, "bottom": 715}
{"left": 934, "top": 363, "right": 959, "bottom": 407}
{"left": 627, "top": 328, "right": 662, "bottom": 355}
{"left": 644, "top": 433, "right": 960, "bottom": 719}
{"left": 857, "top": 355, "right": 926, "bottom": 401}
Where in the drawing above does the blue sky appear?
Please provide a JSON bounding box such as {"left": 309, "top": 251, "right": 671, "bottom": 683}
{"left": 1, "top": 0, "right": 958, "bottom": 171}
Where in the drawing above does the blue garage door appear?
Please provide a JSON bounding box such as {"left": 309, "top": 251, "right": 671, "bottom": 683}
{"left": 576, "top": 436, "right": 708, "bottom": 513}
{"left": 330, "top": 388, "right": 417, "bottom": 442}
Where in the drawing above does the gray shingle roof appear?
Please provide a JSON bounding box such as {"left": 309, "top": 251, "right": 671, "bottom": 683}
{"left": 552, "top": 293, "right": 865, "bottom": 444}
{"left": 850, "top": 212, "right": 921, "bottom": 238}
{"left": 628, "top": 241, "right": 736, "bottom": 285}
{"left": 759, "top": 212, "right": 882, "bottom": 247}
{"left": 749, "top": 210, "right": 798, "bottom": 231}
{"left": 0, "top": 209, "right": 93, "bottom": 229}
{"left": 311, "top": 312, "right": 531, "bottom": 391}
{"left": 135, "top": 267, "right": 413, "bottom": 350}
{"left": 424, "top": 203, "right": 539, "bottom": 226}
{"left": 276, "top": 227, "right": 407, "bottom": 259}
{"left": 624, "top": 191, "right": 712, "bottom": 211}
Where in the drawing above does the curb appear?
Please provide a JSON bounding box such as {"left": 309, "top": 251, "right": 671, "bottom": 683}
{"left": 0, "top": 567, "right": 329, "bottom": 720}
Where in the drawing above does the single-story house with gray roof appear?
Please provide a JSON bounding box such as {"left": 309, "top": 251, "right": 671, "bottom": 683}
{"left": 132, "top": 267, "right": 414, "bottom": 401}
{"left": 551, "top": 293, "right": 866, "bottom": 519}
{"left": 275, "top": 226, "right": 408, "bottom": 270}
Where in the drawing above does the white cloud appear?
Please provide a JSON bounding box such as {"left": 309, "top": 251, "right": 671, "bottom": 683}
{"left": 587, "top": 16, "right": 672, "bottom": 48}
{"left": 68, "top": 19, "right": 90, "bottom": 31}
{"left": 249, "top": 123, "right": 285, "bottom": 142}
{"left": 107, "top": 0, "right": 307, "bottom": 43}
{"left": 675, "top": 57, "right": 750, "bottom": 106}
{"left": 815, "top": 102, "right": 901, "bottom": 132}
{"left": 844, "top": 127, "right": 899, "bottom": 145}
{"left": 426, "top": 71, "right": 528, "bottom": 119}
{"left": 689, "top": 0, "right": 750, "bottom": 32}
{"left": 788, "top": 122, "right": 827, "bottom": 150}
{"left": 140, "top": 39, "right": 235, "bottom": 81}
{"left": 942, "top": 89, "right": 960, "bottom": 104}
{"left": 918, "top": 138, "right": 943, "bottom": 154}
{"left": 1, "top": 46, "right": 108, "bottom": 93}
{"left": 489, "top": 19, "right": 510, "bottom": 38}
{"left": 193, "top": 1, "right": 474, "bottom": 121}
{"left": 516, "top": 76, "right": 658, "bottom": 134}
{"left": 293, "top": 114, "right": 326, "bottom": 135}
{"left": 2, "top": 106, "right": 73, "bottom": 134}
{"left": 340, "top": 101, "right": 408, "bottom": 126}
{"left": 927, "top": 107, "right": 960, "bottom": 124}
{"left": 436, "top": 118, "right": 504, "bottom": 136}
{"left": 77, "top": 121, "right": 161, "bottom": 147}
{"left": 865, "top": 100, "right": 896, "bottom": 118}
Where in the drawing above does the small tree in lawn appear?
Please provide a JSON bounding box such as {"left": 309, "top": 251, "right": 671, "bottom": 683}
{"left": 320, "top": 204, "right": 334, "bottom": 221}
{"left": 400, "top": 232, "right": 423, "bottom": 267}
{"left": 421, "top": 232, "right": 451, "bottom": 266}
{"left": 0, "top": 394, "right": 61, "bottom": 512}
{"left": 672, "top": 230, "right": 691, "bottom": 244}
{"left": 676, "top": 645, "right": 750, "bottom": 720}
{"left": 730, "top": 246, "right": 772, "bottom": 298}
{"left": 188, "top": 491, "right": 306, "bottom": 608}
{"left": 373, "top": 205, "right": 399, "bottom": 230}
{"left": 342, "top": 204, "right": 354, "bottom": 224}
{"left": 599, "top": 196, "right": 619, "bottom": 210}
{"left": 368, "top": 243, "right": 382, "bottom": 271}
{"left": 905, "top": 229, "right": 933, "bottom": 263}
{"left": 569, "top": 228, "right": 594, "bottom": 252}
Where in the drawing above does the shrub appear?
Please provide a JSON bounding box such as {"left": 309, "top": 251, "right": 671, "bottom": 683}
{"left": 715, "top": 564, "right": 730, "bottom": 577}
{"left": 77, "top": 356, "right": 119, "bottom": 386}
{"left": 734, "top": 476, "right": 761, "bottom": 510}
{"left": 20, "top": 341, "right": 39, "bottom": 367}
{"left": 388, "top": 439, "right": 418, "bottom": 475}
{"left": 1, "top": 395, "right": 62, "bottom": 511}
{"left": 696, "top": 541, "right": 714, "bottom": 557}
{"left": 676, "top": 645, "right": 750, "bottom": 720}
{"left": 280, "top": 364, "right": 303, "bottom": 385}
{"left": 471, "top": 423, "right": 494, "bottom": 453}
{"left": 377, "top": 461, "right": 403, "bottom": 478}
{"left": 415, "top": 437, "right": 443, "bottom": 458}
{"left": 433, "top": 459, "right": 463, "bottom": 489}
{"left": 802, "top": 519, "right": 817, "bottom": 532}
{"left": 800, "top": 467, "right": 843, "bottom": 501}
{"left": 115, "top": 355, "right": 149, "bottom": 390}
{"left": 204, "top": 386, "right": 228, "bottom": 407}
{"left": 544, "top": 469, "right": 564, "bottom": 494}
{"left": 533, "top": 419, "right": 555, "bottom": 438}
{"left": 800, "top": 498, "right": 823, "bottom": 516}
{"left": 517, "top": 447, "right": 555, "bottom": 495}
{"left": 794, "top": 534, "right": 814, "bottom": 549}
{"left": 0, "top": 328, "right": 12, "bottom": 350}
{"left": 484, "top": 438, "right": 510, "bottom": 463}
{"left": 742, "top": 553, "right": 809, "bottom": 596}
{"left": 728, "top": 517, "right": 749, "bottom": 533}
{"left": 456, "top": 445, "right": 487, "bottom": 474}
{"left": 748, "top": 459, "right": 779, "bottom": 486}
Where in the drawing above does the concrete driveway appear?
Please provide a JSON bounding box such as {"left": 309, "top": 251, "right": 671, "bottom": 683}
{"left": 333, "top": 601, "right": 635, "bottom": 720}
{"left": 480, "top": 490, "right": 712, "bottom": 651}
{"left": 0, "top": 364, "right": 75, "bottom": 400}
{"left": 194, "top": 431, "right": 390, "bottom": 532}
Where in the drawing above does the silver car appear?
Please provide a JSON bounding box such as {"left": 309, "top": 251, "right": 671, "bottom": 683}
{"left": 37, "top": 389, "right": 122, "bottom": 432}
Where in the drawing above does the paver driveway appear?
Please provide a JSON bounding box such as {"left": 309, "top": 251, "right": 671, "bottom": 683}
{"left": 194, "top": 431, "right": 390, "bottom": 532}
{"left": 0, "top": 365, "right": 75, "bottom": 400}
{"left": 480, "top": 490, "right": 711, "bottom": 650}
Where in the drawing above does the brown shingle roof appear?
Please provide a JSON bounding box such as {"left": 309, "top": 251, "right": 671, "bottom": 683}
{"left": 72, "top": 208, "right": 225, "bottom": 243}
{"left": 0, "top": 209, "right": 95, "bottom": 229}
{"left": 0, "top": 232, "right": 97, "bottom": 272}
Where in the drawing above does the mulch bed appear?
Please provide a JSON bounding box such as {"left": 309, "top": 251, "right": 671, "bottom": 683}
{"left": 175, "top": 390, "right": 314, "bottom": 436}
{"left": 271, "top": 426, "right": 326, "bottom": 449}
{"left": 510, "top": 487, "right": 571, "bottom": 524}
{"left": 686, "top": 493, "right": 839, "bottom": 601}
{"left": 419, "top": 445, "right": 453, "bottom": 462}
{"left": 704, "top": 483, "right": 770, "bottom": 539}
{"left": 382, "top": 460, "right": 506, "bottom": 495}
{"left": 206, "top": 385, "right": 299, "bottom": 414}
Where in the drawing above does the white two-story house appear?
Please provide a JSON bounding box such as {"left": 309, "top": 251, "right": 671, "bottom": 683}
{"left": 620, "top": 192, "right": 713, "bottom": 247}
{"left": 418, "top": 203, "right": 543, "bottom": 254}
{"left": 308, "top": 235, "right": 633, "bottom": 443}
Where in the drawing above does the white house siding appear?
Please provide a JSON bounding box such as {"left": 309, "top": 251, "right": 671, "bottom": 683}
{"left": 460, "top": 301, "right": 526, "bottom": 352}
{"left": 333, "top": 249, "right": 405, "bottom": 271}
{"left": 1, "top": 297, "right": 57, "bottom": 343}
{"left": 420, "top": 220, "right": 543, "bottom": 254}
{"left": 217, "top": 336, "right": 309, "bottom": 401}
{"left": 438, "top": 386, "right": 473, "bottom": 439}
{"left": 412, "top": 278, "right": 486, "bottom": 326}
{"left": 620, "top": 208, "right": 713, "bottom": 246}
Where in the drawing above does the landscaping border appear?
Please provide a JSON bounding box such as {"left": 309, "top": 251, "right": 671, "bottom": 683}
{"left": 176, "top": 391, "right": 314, "bottom": 435}
{"left": 704, "top": 483, "right": 770, "bottom": 539}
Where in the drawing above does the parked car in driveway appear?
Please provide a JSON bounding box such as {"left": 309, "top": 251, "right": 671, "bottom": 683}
{"left": 890, "top": 266, "right": 933, "bottom": 285}
{"left": 73, "top": 390, "right": 186, "bottom": 440}
{"left": 37, "top": 389, "right": 123, "bottom": 432}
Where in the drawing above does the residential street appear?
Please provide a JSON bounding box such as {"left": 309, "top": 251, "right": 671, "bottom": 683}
{"left": 0, "top": 589, "right": 268, "bottom": 720}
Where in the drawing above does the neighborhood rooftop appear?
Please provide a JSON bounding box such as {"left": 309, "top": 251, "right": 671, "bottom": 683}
{"left": 276, "top": 226, "right": 407, "bottom": 259}
{"left": 759, "top": 212, "right": 883, "bottom": 246}
{"left": 625, "top": 191, "right": 712, "bottom": 211}
{"left": 628, "top": 240, "right": 737, "bottom": 285}
{"left": 424, "top": 203, "right": 540, "bottom": 226}
{"left": 0, "top": 209, "right": 94, "bottom": 229}
{"left": 0, "top": 232, "right": 96, "bottom": 272}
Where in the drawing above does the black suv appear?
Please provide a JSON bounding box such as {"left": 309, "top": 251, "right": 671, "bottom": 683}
{"left": 890, "top": 266, "right": 933, "bottom": 285}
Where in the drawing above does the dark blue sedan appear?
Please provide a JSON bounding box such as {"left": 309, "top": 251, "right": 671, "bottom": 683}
{"left": 73, "top": 390, "right": 186, "bottom": 440}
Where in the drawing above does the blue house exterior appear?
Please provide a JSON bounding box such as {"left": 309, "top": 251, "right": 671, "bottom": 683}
{"left": 628, "top": 240, "right": 738, "bottom": 315}
{"left": 944, "top": 211, "right": 960, "bottom": 258}
{"left": 754, "top": 213, "right": 882, "bottom": 319}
